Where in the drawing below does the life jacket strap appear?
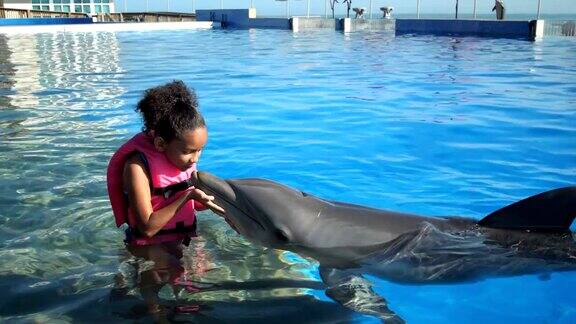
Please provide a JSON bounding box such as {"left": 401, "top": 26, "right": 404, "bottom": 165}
{"left": 152, "top": 178, "right": 196, "bottom": 199}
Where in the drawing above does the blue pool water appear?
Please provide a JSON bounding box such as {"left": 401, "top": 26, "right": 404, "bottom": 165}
{"left": 0, "top": 29, "right": 575, "bottom": 323}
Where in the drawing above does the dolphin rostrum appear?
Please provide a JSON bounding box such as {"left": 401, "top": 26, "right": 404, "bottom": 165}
{"left": 193, "top": 171, "right": 576, "bottom": 322}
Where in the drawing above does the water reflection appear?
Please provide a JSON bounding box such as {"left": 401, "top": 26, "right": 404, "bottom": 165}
{"left": 0, "top": 35, "right": 16, "bottom": 109}
{"left": 112, "top": 239, "right": 213, "bottom": 322}
{"left": 110, "top": 232, "right": 328, "bottom": 322}
{"left": 0, "top": 31, "right": 126, "bottom": 284}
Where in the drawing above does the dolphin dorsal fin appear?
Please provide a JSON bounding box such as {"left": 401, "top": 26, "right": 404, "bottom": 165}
{"left": 478, "top": 187, "right": 576, "bottom": 232}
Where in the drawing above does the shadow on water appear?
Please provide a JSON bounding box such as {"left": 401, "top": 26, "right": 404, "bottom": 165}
{"left": 0, "top": 270, "right": 354, "bottom": 324}
{"left": 97, "top": 292, "right": 354, "bottom": 324}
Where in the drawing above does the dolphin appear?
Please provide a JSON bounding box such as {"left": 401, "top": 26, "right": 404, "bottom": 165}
{"left": 193, "top": 171, "right": 576, "bottom": 322}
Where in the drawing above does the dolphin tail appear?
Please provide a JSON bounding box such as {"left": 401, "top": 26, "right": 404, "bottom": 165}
{"left": 479, "top": 186, "right": 576, "bottom": 232}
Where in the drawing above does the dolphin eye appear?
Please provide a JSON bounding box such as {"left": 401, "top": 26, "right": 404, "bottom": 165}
{"left": 275, "top": 229, "right": 290, "bottom": 242}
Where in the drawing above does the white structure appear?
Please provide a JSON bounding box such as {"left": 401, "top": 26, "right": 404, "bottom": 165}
{"left": 1, "top": 0, "right": 116, "bottom": 15}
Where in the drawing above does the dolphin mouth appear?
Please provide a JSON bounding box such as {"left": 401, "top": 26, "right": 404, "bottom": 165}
{"left": 195, "top": 171, "right": 266, "bottom": 231}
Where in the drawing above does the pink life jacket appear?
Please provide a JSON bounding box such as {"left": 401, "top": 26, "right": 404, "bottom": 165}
{"left": 107, "top": 132, "right": 205, "bottom": 245}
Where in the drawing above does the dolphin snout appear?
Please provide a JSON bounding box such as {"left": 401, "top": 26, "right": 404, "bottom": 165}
{"left": 196, "top": 171, "right": 237, "bottom": 203}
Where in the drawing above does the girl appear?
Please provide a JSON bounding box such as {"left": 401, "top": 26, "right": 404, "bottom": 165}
{"left": 107, "top": 80, "right": 224, "bottom": 246}
{"left": 107, "top": 80, "right": 223, "bottom": 316}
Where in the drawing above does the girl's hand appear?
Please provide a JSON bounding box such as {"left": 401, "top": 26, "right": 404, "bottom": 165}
{"left": 188, "top": 188, "right": 239, "bottom": 233}
{"left": 187, "top": 188, "right": 226, "bottom": 215}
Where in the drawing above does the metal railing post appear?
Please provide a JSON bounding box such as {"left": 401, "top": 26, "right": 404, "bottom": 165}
{"left": 306, "top": 0, "right": 310, "bottom": 17}
{"left": 369, "top": 0, "right": 372, "bottom": 19}
{"left": 417, "top": 0, "right": 420, "bottom": 19}
{"left": 473, "top": 0, "right": 477, "bottom": 19}
{"left": 455, "top": 0, "right": 459, "bottom": 20}
{"left": 325, "top": 0, "right": 327, "bottom": 18}
{"left": 537, "top": 0, "right": 542, "bottom": 20}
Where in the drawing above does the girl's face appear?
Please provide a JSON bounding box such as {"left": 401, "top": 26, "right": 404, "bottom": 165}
{"left": 156, "top": 127, "right": 208, "bottom": 171}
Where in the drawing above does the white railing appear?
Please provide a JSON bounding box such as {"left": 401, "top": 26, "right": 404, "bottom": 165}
{"left": 544, "top": 20, "right": 576, "bottom": 36}
{"left": 0, "top": 7, "right": 88, "bottom": 19}
{"left": 93, "top": 11, "right": 196, "bottom": 23}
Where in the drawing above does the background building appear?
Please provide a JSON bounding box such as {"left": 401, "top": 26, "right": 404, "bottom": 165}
{"left": 1, "top": 0, "right": 115, "bottom": 15}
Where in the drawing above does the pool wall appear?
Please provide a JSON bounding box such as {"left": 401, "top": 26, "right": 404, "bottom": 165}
{"left": 196, "top": 9, "right": 544, "bottom": 40}
{"left": 297, "top": 17, "right": 336, "bottom": 29}
{"left": 196, "top": 9, "right": 291, "bottom": 29}
{"left": 396, "top": 19, "right": 544, "bottom": 40}
{"left": 336, "top": 18, "right": 395, "bottom": 32}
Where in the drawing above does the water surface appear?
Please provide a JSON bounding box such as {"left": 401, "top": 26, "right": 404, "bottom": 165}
{"left": 0, "top": 29, "right": 575, "bottom": 323}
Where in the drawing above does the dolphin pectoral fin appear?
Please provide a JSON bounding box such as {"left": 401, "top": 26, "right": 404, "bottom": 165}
{"left": 320, "top": 267, "right": 405, "bottom": 324}
{"left": 479, "top": 187, "right": 576, "bottom": 232}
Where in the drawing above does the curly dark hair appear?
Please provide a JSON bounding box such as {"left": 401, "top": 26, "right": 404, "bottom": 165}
{"left": 136, "top": 80, "right": 205, "bottom": 142}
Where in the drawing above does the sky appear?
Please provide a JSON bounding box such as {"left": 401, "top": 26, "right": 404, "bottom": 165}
{"left": 117, "top": 0, "right": 576, "bottom": 16}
